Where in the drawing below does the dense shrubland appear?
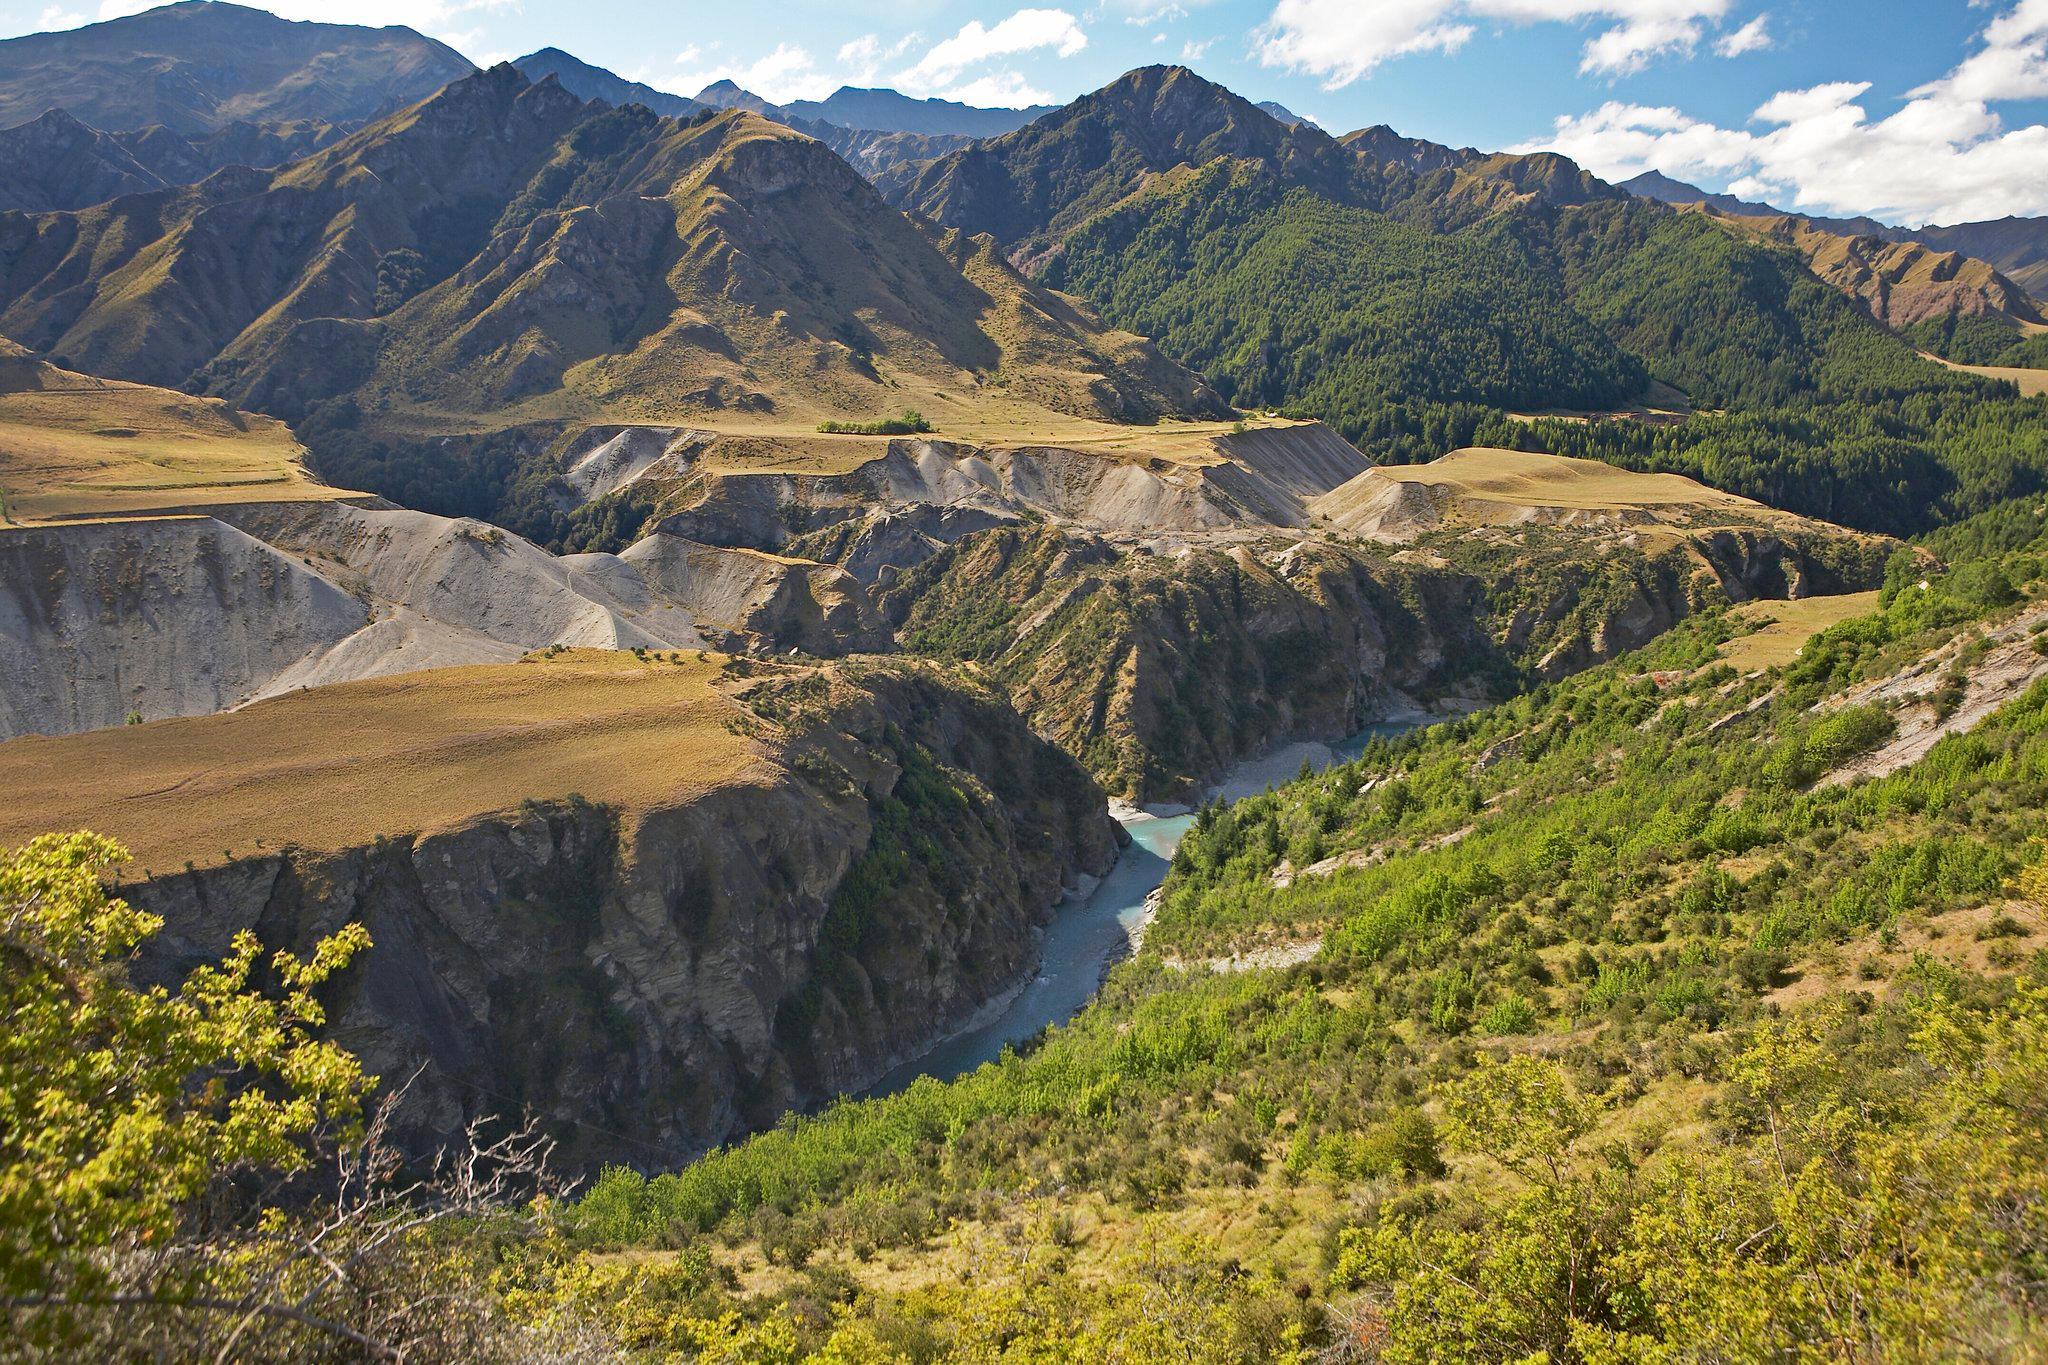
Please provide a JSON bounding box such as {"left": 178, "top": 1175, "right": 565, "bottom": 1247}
{"left": 509, "top": 503, "right": 2048, "bottom": 1356}
{"left": 1051, "top": 167, "right": 2048, "bottom": 538}
{"left": 1044, "top": 166, "right": 1645, "bottom": 428}
{"left": 0, "top": 835, "right": 589, "bottom": 1361}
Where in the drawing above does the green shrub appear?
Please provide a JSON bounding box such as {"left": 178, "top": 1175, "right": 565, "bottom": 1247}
{"left": 817, "top": 410, "right": 932, "bottom": 436}
{"left": 1478, "top": 994, "right": 1539, "bottom": 1036}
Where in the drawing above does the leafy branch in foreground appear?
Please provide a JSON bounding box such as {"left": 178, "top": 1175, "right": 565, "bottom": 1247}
{"left": 0, "top": 833, "right": 371, "bottom": 1302}
{"left": 0, "top": 833, "right": 591, "bottom": 1362}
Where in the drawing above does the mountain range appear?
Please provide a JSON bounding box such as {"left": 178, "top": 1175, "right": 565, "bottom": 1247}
{"left": 0, "top": 61, "right": 1220, "bottom": 547}
{"left": 0, "top": 105, "right": 345, "bottom": 211}
{"left": 5, "top": 45, "right": 2043, "bottom": 543}
{"left": 0, "top": 0, "right": 471, "bottom": 133}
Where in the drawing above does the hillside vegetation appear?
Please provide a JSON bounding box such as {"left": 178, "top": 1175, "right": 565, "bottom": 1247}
{"left": 533, "top": 499, "right": 2048, "bottom": 1358}
{"left": 1043, "top": 166, "right": 1644, "bottom": 431}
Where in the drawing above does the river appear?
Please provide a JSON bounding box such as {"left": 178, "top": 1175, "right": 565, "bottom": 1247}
{"left": 863, "top": 720, "right": 1424, "bottom": 1098}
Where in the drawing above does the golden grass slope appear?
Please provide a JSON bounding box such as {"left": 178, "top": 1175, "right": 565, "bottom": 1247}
{"left": 1717, "top": 590, "right": 1885, "bottom": 674}
{"left": 1379, "top": 447, "right": 1765, "bottom": 512}
{"left": 1312, "top": 447, "right": 1788, "bottom": 544}
{"left": 0, "top": 651, "right": 763, "bottom": 875}
{"left": 0, "top": 339, "right": 351, "bottom": 524}
{"left": 341, "top": 105, "right": 1221, "bottom": 439}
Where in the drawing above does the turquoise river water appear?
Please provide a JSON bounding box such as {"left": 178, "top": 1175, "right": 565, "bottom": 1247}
{"left": 863, "top": 721, "right": 1422, "bottom": 1098}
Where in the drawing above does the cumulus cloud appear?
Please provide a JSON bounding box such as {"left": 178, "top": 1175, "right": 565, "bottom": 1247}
{"left": 1918, "top": 0, "right": 2048, "bottom": 103}
{"left": 1255, "top": 1, "right": 1475, "bottom": 87}
{"left": 943, "top": 71, "right": 1057, "bottom": 107}
{"left": 1256, "top": 0, "right": 1770, "bottom": 88}
{"left": 1714, "top": 12, "right": 1770, "bottom": 57}
{"left": 1518, "top": 6, "right": 2048, "bottom": 225}
{"left": 896, "top": 8, "right": 1087, "bottom": 92}
{"left": 660, "top": 42, "right": 841, "bottom": 105}
{"left": 1579, "top": 17, "right": 1702, "bottom": 75}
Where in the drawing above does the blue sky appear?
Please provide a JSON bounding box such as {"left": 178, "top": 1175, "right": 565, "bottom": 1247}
{"left": 15, "top": 0, "right": 2048, "bottom": 225}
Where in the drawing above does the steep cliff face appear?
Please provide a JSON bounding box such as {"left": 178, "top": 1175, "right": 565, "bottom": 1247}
{"left": 618, "top": 534, "right": 892, "bottom": 655}
{"left": 100, "top": 660, "right": 1118, "bottom": 1170}
{"left": 884, "top": 527, "right": 1499, "bottom": 800}
{"left": 2, "top": 496, "right": 914, "bottom": 741}
{"left": 881, "top": 519, "right": 1891, "bottom": 802}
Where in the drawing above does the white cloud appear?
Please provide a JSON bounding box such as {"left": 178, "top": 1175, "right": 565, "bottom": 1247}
{"left": 1915, "top": 0, "right": 2048, "bottom": 103}
{"left": 646, "top": 11, "right": 1080, "bottom": 111}
{"left": 38, "top": 5, "right": 88, "bottom": 27}
{"left": 658, "top": 43, "right": 841, "bottom": 105}
{"left": 942, "top": 71, "right": 1056, "bottom": 107}
{"left": 1256, "top": 0, "right": 1763, "bottom": 88}
{"left": 896, "top": 8, "right": 1087, "bottom": 93}
{"left": 839, "top": 35, "right": 885, "bottom": 71}
{"left": 1579, "top": 17, "right": 1701, "bottom": 75}
{"left": 1714, "top": 12, "right": 1770, "bottom": 57}
{"left": 1181, "top": 37, "right": 1215, "bottom": 61}
{"left": 1255, "top": 1, "right": 1474, "bottom": 87}
{"left": 1519, "top": 4, "right": 2048, "bottom": 226}
{"left": 837, "top": 33, "right": 918, "bottom": 84}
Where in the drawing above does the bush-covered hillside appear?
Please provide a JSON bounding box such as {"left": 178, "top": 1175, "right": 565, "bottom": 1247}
{"left": 509, "top": 501, "right": 2048, "bottom": 1357}
{"left": 1906, "top": 313, "right": 2048, "bottom": 370}
{"left": 1045, "top": 165, "right": 1645, "bottom": 431}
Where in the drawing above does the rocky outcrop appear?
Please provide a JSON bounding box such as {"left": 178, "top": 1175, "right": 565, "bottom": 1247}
{"left": 649, "top": 422, "right": 1370, "bottom": 578}
{"left": 882, "top": 512, "right": 1891, "bottom": 801}
{"left": 0, "top": 504, "right": 716, "bottom": 739}
{"left": 1694, "top": 208, "right": 2044, "bottom": 332}
{"left": 618, "top": 534, "right": 892, "bottom": 655}
{"left": 884, "top": 526, "right": 1498, "bottom": 801}
{"left": 225, "top": 502, "right": 710, "bottom": 661}
{"left": 120, "top": 662, "right": 1120, "bottom": 1170}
